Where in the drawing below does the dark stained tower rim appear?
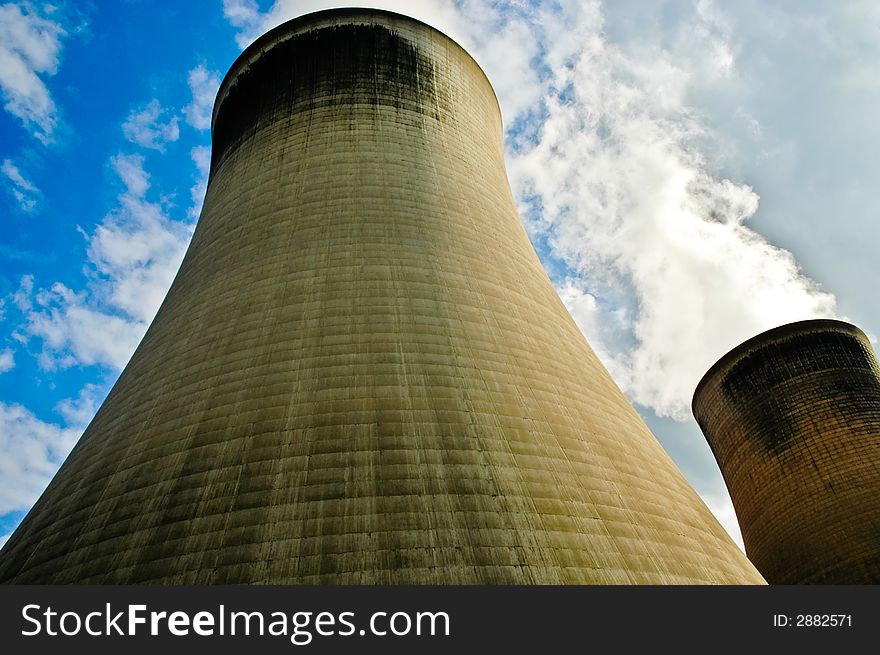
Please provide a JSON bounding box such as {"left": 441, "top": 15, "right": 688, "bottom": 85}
{"left": 211, "top": 7, "right": 502, "bottom": 133}
{"left": 692, "top": 318, "right": 867, "bottom": 413}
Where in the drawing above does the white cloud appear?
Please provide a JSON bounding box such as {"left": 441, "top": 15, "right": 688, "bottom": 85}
{"left": 183, "top": 65, "right": 221, "bottom": 131}
{"left": 19, "top": 154, "right": 194, "bottom": 370}
{"left": 507, "top": 0, "right": 836, "bottom": 419}
{"left": 222, "top": 0, "right": 261, "bottom": 45}
{"left": 54, "top": 383, "right": 103, "bottom": 429}
{"left": 1, "top": 157, "right": 39, "bottom": 211}
{"left": 189, "top": 145, "right": 211, "bottom": 218}
{"left": 446, "top": 1, "right": 542, "bottom": 125}
{"left": 113, "top": 151, "right": 150, "bottom": 197}
{"left": 88, "top": 155, "right": 193, "bottom": 321}
{"left": 0, "top": 2, "right": 65, "bottom": 142}
{"left": 0, "top": 381, "right": 103, "bottom": 518}
{"left": 25, "top": 282, "right": 146, "bottom": 370}
{"left": 0, "top": 347, "right": 14, "bottom": 372}
{"left": 122, "top": 99, "right": 180, "bottom": 152}
{"left": 0, "top": 401, "right": 80, "bottom": 514}
{"left": 12, "top": 273, "right": 33, "bottom": 311}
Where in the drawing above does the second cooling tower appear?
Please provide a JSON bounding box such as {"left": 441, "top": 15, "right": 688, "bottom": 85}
{"left": 694, "top": 319, "right": 880, "bottom": 584}
{"left": 0, "top": 9, "right": 762, "bottom": 584}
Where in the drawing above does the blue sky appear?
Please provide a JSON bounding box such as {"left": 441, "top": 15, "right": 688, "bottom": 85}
{"left": 2, "top": 0, "right": 879, "bottom": 549}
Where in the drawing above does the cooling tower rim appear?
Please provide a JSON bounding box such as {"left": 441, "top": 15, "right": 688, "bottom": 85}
{"left": 212, "top": 7, "right": 502, "bottom": 133}
{"left": 691, "top": 318, "right": 868, "bottom": 414}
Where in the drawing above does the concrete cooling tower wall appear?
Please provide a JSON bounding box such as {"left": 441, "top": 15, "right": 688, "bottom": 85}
{"left": 0, "top": 9, "right": 763, "bottom": 584}
{"left": 694, "top": 319, "right": 880, "bottom": 584}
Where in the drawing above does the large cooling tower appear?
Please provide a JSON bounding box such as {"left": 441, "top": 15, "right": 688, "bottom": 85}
{"left": 693, "top": 319, "right": 880, "bottom": 584}
{"left": 0, "top": 9, "right": 763, "bottom": 584}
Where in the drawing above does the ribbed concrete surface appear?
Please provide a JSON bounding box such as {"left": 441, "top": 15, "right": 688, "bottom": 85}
{"left": 694, "top": 320, "right": 880, "bottom": 584}
{"left": 0, "top": 9, "right": 763, "bottom": 584}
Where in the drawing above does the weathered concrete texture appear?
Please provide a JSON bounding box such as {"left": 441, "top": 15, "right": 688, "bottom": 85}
{"left": 694, "top": 319, "right": 880, "bottom": 584}
{"left": 0, "top": 9, "right": 763, "bottom": 584}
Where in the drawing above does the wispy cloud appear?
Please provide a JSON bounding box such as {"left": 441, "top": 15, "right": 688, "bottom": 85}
{"left": 11, "top": 273, "right": 33, "bottom": 311}
{"left": 18, "top": 154, "right": 194, "bottom": 370}
{"left": 54, "top": 383, "right": 103, "bottom": 429}
{"left": 0, "top": 2, "right": 66, "bottom": 143}
{"left": 183, "top": 64, "right": 221, "bottom": 131}
{"left": 1, "top": 158, "right": 39, "bottom": 211}
{"left": 0, "top": 348, "right": 14, "bottom": 373}
{"left": 0, "top": 401, "right": 80, "bottom": 514}
{"left": 89, "top": 155, "right": 193, "bottom": 322}
{"left": 122, "top": 99, "right": 180, "bottom": 152}
{"left": 189, "top": 145, "right": 210, "bottom": 218}
{"left": 0, "top": 380, "right": 105, "bottom": 516}
{"left": 25, "top": 281, "right": 147, "bottom": 370}
{"left": 222, "top": 0, "right": 262, "bottom": 48}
